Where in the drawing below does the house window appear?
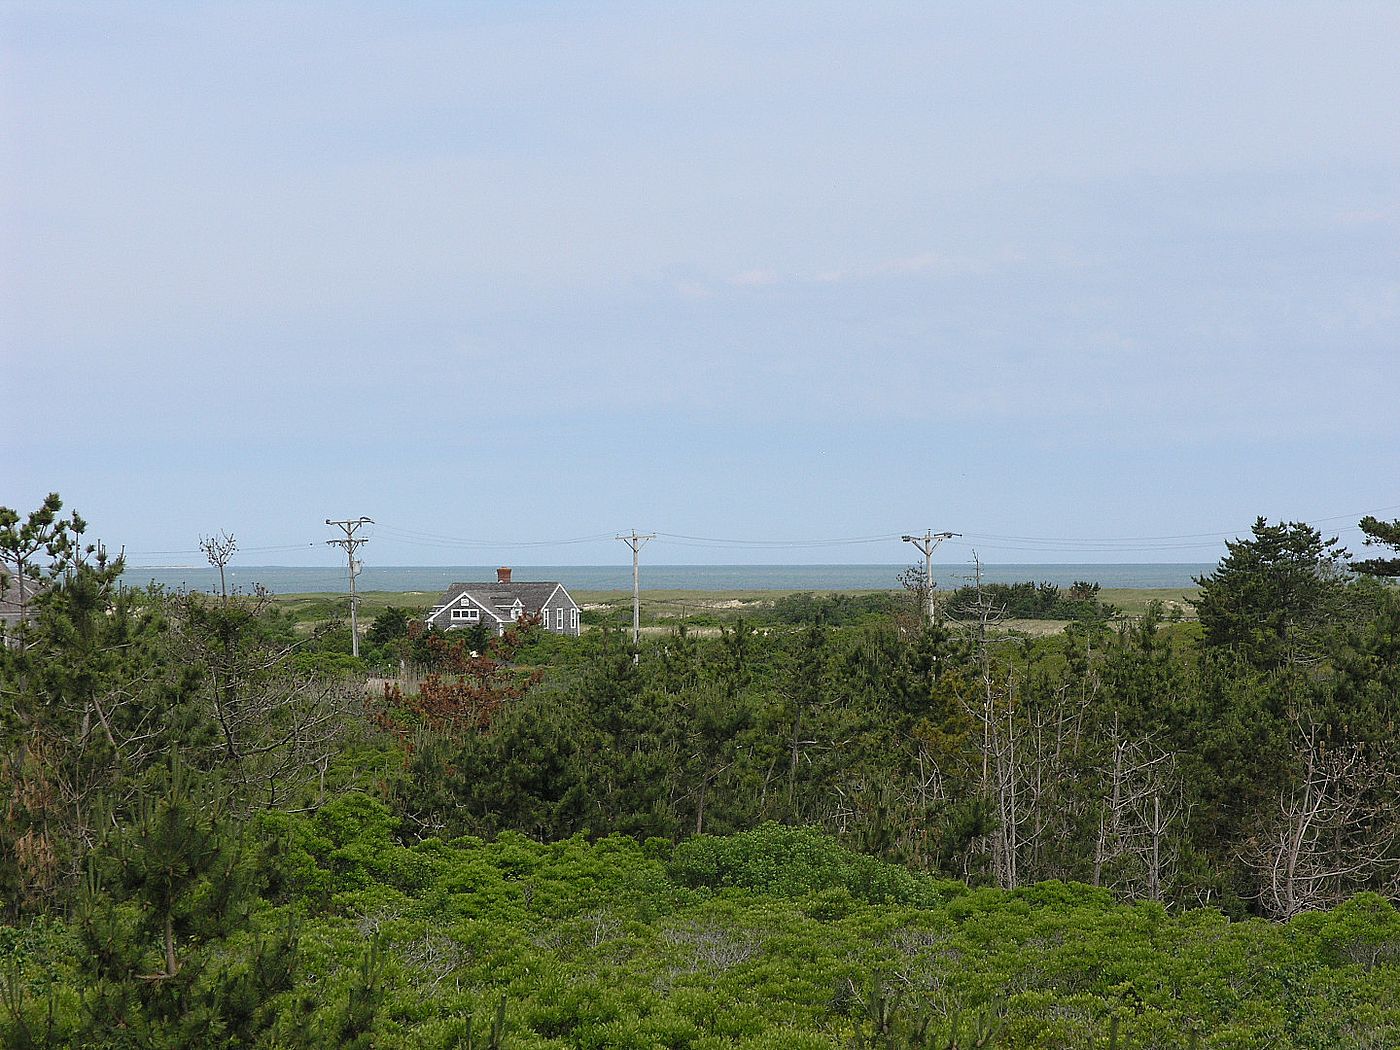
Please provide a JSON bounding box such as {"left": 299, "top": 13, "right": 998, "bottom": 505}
{"left": 570, "top": 608, "right": 579, "bottom": 631}
{"left": 451, "top": 607, "right": 479, "bottom": 622}
{"left": 556, "top": 607, "right": 564, "bottom": 630}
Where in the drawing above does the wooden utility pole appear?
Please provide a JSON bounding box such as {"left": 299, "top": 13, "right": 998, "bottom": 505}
{"left": 326, "top": 517, "right": 373, "bottom": 657}
{"left": 901, "top": 529, "right": 959, "bottom": 625}
{"left": 616, "top": 529, "right": 654, "bottom": 660}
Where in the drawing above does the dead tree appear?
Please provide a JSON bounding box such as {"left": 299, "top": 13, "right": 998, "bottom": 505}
{"left": 164, "top": 586, "right": 362, "bottom": 812}
{"left": 944, "top": 558, "right": 1101, "bottom": 888}
{"left": 1249, "top": 718, "right": 1396, "bottom": 918}
{"left": 1091, "top": 718, "right": 1184, "bottom": 900}
{"left": 946, "top": 558, "right": 1067, "bottom": 887}
{"left": 198, "top": 530, "right": 238, "bottom": 602}
{"left": 1129, "top": 771, "right": 1185, "bottom": 903}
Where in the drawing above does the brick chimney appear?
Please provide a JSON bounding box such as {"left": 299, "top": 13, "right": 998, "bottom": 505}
{"left": 496, "top": 566, "right": 512, "bottom": 584}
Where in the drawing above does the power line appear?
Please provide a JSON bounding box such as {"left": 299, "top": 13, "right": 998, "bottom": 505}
{"left": 655, "top": 532, "right": 900, "bottom": 548}
{"left": 119, "top": 502, "right": 1400, "bottom": 565}
{"left": 373, "top": 524, "right": 615, "bottom": 549}
{"left": 945, "top": 541, "right": 1225, "bottom": 556}
{"left": 951, "top": 506, "right": 1400, "bottom": 546}
{"left": 124, "top": 542, "right": 319, "bottom": 557}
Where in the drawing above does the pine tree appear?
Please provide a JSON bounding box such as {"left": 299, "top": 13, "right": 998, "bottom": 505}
{"left": 1192, "top": 517, "right": 1352, "bottom": 672}
{"left": 0, "top": 492, "right": 80, "bottom": 632}
{"left": 1353, "top": 515, "right": 1400, "bottom": 578}
{"left": 73, "top": 762, "right": 299, "bottom": 1048}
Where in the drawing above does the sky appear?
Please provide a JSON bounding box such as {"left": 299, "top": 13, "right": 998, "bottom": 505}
{"left": 3, "top": 2, "right": 1398, "bottom": 568}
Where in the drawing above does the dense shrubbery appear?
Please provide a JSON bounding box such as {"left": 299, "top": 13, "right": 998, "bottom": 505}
{"left": 5, "top": 800, "right": 1398, "bottom": 1047}
{"left": 669, "top": 823, "right": 960, "bottom": 906}
{"left": 767, "top": 591, "right": 904, "bottom": 626}
{"left": 944, "top": 580, "right": 1119, "bottom": 621}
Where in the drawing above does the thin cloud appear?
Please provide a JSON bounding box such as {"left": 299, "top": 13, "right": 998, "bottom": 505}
{"left": 714, "top": 250, "right": 1029, "bottom": 292}
{"left": 729, "top": 269, "right": 781, "bottom": 287}
{"left": 813, "top": 249, "right": 1027, "bottom": 284}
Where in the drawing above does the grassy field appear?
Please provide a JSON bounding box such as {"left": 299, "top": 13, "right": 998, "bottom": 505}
{"left": 270, "top": 586, "right": 1200, "bottom": 634}
{"left": 267, "top": 590, "right": 441, "bottom": 633}
{"left": 1095, "top": 585, "right": 1200, "bottom": 616}
{"left": 528, "top": 586, "right": 1194, "bottom": 623}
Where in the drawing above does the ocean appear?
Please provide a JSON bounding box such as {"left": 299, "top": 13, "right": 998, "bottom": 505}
{"left": 118, "top": 563, "right": 1211, "bottom": 595}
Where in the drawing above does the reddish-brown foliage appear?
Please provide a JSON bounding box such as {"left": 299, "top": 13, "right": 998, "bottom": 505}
{"left": 374, "top": 618, "right": 544, "bottom": 737}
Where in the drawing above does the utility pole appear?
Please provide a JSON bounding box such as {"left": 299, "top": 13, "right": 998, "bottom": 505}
{"left": 901, "top": 529, "right": 960, "bottom": 626}
{"left": 616, "top": 529, "right": 654, "bottom": 660}
{"left": 326, "top": 517, "right": 373, "bottom": 658}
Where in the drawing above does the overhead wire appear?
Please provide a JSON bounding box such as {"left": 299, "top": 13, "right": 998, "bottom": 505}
{"left": 117, "top": 503, "right": 1399, "bottom": 564}
{"left": 372, "top": 523, "right": 616, "bottom": 549}
{"left": 654, "top": 532, "right": 901, "bottom": 549}
{"left": 125, "top": 541, "right": 319, "bottom": 558}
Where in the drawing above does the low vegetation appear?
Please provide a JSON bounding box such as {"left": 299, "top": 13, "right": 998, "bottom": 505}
{"left": 1, "top": 497, "right": 1397, "bottom": 1047}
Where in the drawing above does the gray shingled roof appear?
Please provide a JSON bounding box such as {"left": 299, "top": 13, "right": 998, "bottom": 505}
{"left": 426, "top": 580, "right": 576, "bottom": 626}
{"left": 0, "top": 572, "right": 45, "bottom": 631}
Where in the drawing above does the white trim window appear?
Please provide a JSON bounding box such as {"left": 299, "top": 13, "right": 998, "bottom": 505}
{"left": 553, "top": 607, "right": 562, "bottom": 630}
{"left": 451, "top": 606, "right": 480, "bottom": 623}
{"left": 570, "top": 608, "right": 579, "bottom": 631}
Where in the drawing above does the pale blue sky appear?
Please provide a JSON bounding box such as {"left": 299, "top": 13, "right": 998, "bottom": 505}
{"left": 3, "top": 2, "right": 1397, "bottom": 567}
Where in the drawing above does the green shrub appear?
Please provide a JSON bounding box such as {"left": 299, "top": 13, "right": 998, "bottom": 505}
{"left": 669, "top": 824, "right": 958, "bottom": 907}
